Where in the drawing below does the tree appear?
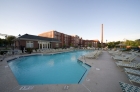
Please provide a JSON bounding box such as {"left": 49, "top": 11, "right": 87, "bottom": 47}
{"left": 2, "top": 39, "right": 8, "bottom": 47}
{"left": 88, "top": 43, "right": 91, "bottom": 47}
{"left": 97, "top": 44, "right": 101, "bottom": 48}
{"left": 107, "top": 42, "right": 114, "bottom": 48}
{"left": 115, "top": 41, "right": 120, "bottom": 45}
{"left": 70, "top": 43, "right": 73, "bottom": 47}
{"left": 107, "top": 41, "right": 121, "bottom": 48}
{"left": 6, "top": 36, "right": 16, "bottom": 46}
{"left": 0, "top": 38, "right": 3, "bottom": 47}
{"left": 124, "top": 40, "right": 140, "bottom": 47}
{"left": 135, "top": 39, "right": 140, "bottom": 47}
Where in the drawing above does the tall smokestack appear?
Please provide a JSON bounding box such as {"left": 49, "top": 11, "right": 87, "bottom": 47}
{"left": 101, "top": 24, "right": 103, "bottom": 48}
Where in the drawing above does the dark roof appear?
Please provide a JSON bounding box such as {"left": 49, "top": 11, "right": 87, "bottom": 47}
{"left": 18, "top": 34, "right": 60, "bottom": 42}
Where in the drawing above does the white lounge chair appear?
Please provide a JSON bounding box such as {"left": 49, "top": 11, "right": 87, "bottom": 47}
{"left": 124, "top": 68, "right": 140, "bottom": 76}
{"left": 0, "top": 55, "right": 4, "bottom": 61}
{"left": 108, "top": 50, "right": 119, "bottom": 54}
{"left": 84, "top": 54, "right": 96, "bottom": 59}
{"left": 116, "top": 61, "right": 140, "bottom": 69}
{"left": 113, "top": 55, "right": 136, "bottom": 62}
{"left": 127, "top": 74, "right": 140, "bottom": 84}
{"left": 84, "top": 53, "right": 96, "bottom": 58}
{"left": 135, "top": 53, "right": 140, "bottom": 56}
{"left": 128, "top": 50, "right": 138, "bottom": 54}
{"left": 112, "top": 55, "right": 128, "bottom": 61}
{"left": 119, "top": 82, "right": 140, "bottom": 92}
{"left": 84, "top": 51, "right": 98, "bottom": 59}
{"left": 128, "top": 50, "right": 134, "bottom": 54}
{"left": 94, "top": 50, "right": 102, "bottom": 59}
{"left": 112, "top": 51, "right": 122, "bottom": 56}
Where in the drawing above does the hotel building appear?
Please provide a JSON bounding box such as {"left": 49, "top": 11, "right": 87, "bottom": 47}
{"left": 38, "top": 30, "right": 100, "bottom": 48}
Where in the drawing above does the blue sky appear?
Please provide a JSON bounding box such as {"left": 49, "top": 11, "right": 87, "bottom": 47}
{"left": 0, "top": 0, "right": 140, "bottom": 42}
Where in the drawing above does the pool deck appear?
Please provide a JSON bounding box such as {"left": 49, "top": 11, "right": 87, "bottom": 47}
{"left": 0, "top": 51, "right": 140, "bottom": 92}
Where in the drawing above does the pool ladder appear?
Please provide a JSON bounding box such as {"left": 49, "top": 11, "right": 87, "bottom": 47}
{"left": 82, "top": 55, "right": 86, "bottom": 63}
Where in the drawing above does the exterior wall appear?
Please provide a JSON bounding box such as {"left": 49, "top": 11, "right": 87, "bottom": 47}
{"left": 83, "top": 40, "right": 100, "bottom": 48}
{"left": 14, "top": 40, "right": 26, "bottom": 49}
{"left": 15, "top": 40, "right": 19, "bottom": 48}
{"left": 51, "top": 42, "right": 59, "bottom": 48}
{"left": 51, "top": 42, "right": 55, "bottom": 48}
{"left": 70, "top": 35, "right": 81, "bottom": 47}
{"left": 68, "top": 35, "right": 71, "bottom": 47}
{"left": 39, "top": 30, "right": 60, "bottom": 48}
{"left": 60, "top": 33, "right": 64, "bottom": 47}
{"left": 71, "top": 36, "right": 74, "bottom": 47}
{"left": 19, "top": 40, "right": 26, "bottom": 47}
{"left": 82, "top": 40, "right": 85, "bottom": 47}
{"left": 64, "top": 34, "right": 69, "bottom": 47}
{"left": 38, "top": 30, "right": 100, "bottom": 48}
{"left": 38, "top": 31, "right": 54, "bottom": 38}
{"left": 33, "top": 41, "right": 38, "bottom": 48}
{"left": 39, "top": 30, "right": 71, "bottom": 48}
{"left": 78, "top": 38, "right": 82, "bottom": 47}
{"left": 15, "top": 40, "right": 39, "bottom": 49}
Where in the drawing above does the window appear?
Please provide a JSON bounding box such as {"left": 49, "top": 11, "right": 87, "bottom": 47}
{"left": 26, "top": 41, "right": 34, "bottom": 48}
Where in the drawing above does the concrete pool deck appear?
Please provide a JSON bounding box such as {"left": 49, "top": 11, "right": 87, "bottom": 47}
{"left": 0, "top": 51, "right": 140, "bottom": 92}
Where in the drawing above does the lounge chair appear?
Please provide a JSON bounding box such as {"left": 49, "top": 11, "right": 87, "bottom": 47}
{"left": 0, "top": 55, "right": 5, "bottom": 61}
{"left": 135, "top": 53, "right": 140, "bottom": 56}
{"left": 128, "top": 50, "right": 134, "bottom": 54}
{"left": 128, "top": 50, "right": 138, "bottom": 54}
{"left": 84, "top": 52, "right": 97, "bottom": 59}
{"left": 108, "top": 50, "right": 119, "bottom": 54}
{"left": 127, "top": 55, "right": 137, "bottom": 62}
{"left": 113, "top": 55, "right": 136, "bottom": 62}
{"left": 116, "top": 61, "right": 140, "bottom": 69}
{"left": 112, "top": 51, "right": 122, "bottom": 56}
{"left": 112, "top": 55, "right": 129, "bottom": 61}
{"left": 124, "top": 68, "right": 140, "bottom": 76}
{"left": 84, "top": 50, "right": 100, "bottom": 59}
{"left": 94, "top": 50, "right": 102, "bottom": 59}
{"left": 127, "top": 74, "right": 140, "bottom": 84}
{"left": 119, "top": 82, "right": 140, "bottom": 92}
{"left": 6, "top": 51, "right": 13, "bottom": 56}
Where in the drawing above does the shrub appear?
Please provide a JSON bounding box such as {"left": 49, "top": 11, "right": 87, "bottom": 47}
{"left": 26, "top": 48, "right": 33, "bottom": 54}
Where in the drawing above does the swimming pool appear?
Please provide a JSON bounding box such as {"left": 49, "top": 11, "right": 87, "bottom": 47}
{"left": 8, "top": 50, "right": 91, "bottom": 85}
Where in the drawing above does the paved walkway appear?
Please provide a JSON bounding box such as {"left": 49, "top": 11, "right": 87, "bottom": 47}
{"left": 0, "top": 51, "right": 140, "bottom": 92}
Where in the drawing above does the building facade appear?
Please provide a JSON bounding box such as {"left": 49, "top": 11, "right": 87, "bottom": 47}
{"left": 39, "top": 30, "right": 81, "bottom": 48}
{"left": 14, "top": 34, "right": 60, "bottom": 50}
{"left": 39, "top": 30, "right": 100, "bottom": 48}
{"left": 83, "top": 40, "right": 100, "bottom": 48}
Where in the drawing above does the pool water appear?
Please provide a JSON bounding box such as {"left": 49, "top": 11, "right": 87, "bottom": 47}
{"left": 8, "top": 50, "right": 91, "bottom": 85}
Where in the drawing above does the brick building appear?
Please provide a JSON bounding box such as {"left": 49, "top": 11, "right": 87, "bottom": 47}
{"left": 39, "top": 30, "right": 100, "bottom": 48}
{"left": 14, "top": 34, "right": 60, "bottom": 50}
{"left": 39, "top": 30, "right": 81, "bottom": 48}
{"left": 83, "top": 40, "right": 100, "bottom": 48}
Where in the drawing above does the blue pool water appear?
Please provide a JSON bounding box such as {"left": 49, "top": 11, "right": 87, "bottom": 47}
{"left": 8, "top": 50, "right": 91, "bottom": 85}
